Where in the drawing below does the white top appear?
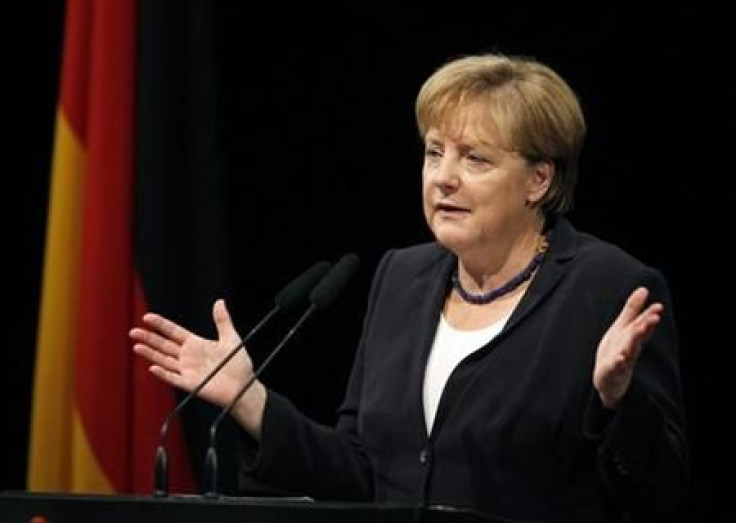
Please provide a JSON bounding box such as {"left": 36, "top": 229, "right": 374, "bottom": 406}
{"left": 422, "top": 313, "right": 509, "bottom": 434}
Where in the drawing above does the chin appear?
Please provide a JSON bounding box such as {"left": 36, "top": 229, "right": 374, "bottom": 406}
{"left": 433, "top": 230, "right": 470, "bottom": 254}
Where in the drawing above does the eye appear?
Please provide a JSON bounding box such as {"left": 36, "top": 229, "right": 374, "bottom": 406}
{"left": 465, "top": 151, "right": 494, "bottom": 168}
{"left": 467, "top": 153, "right": 488, "bottom": 164}
{"left": 424, "top": 146, "right": 443, "bottom": 158}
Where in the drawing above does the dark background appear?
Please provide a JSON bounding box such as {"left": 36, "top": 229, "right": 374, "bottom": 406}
{"left": 7, "top": 2, "right": 730, "bottom": 521}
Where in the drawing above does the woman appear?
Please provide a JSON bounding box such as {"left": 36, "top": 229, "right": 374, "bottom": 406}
{"left": 130, "top": 53, "right": 688, "bottom": 522}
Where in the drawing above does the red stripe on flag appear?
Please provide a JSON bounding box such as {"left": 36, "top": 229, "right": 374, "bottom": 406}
{"left": 73, "top": 0, "right": 194, "bottom": 493}
{"left": 58, "top": 0, "right": 92, "bottom": 142}
{"left": 74, "top": 0, "right": 136, "bottom": 491}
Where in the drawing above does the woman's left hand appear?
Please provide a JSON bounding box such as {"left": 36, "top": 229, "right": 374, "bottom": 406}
{"left": 594, "top": 287, "right": 663, "bottom": 409}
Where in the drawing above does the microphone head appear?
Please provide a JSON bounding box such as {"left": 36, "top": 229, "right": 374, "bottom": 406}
{"left": 275, "top": 260, "right": 332, "bottom": 312}
{"left": 310, "top": 253, "right": 360, "bottom": 310}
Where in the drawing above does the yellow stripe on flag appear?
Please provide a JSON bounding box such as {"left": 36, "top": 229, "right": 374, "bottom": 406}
{"left": 71, "top": 410, "right": 113, "bottom": 492}
{"left": 27, "top": 112, "right": 85, "bottom": 491}
{"left": 29, "top": 0, "right": 195, "bottom": 494}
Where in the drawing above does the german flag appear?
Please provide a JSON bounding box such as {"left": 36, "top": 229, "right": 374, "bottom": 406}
{"left": 26, "top": 0, "right": 201, "bottom": 494}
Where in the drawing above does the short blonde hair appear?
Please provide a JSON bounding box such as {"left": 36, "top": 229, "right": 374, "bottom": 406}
{"left": 416, "top": 53, "right": 586, "bottom": 214}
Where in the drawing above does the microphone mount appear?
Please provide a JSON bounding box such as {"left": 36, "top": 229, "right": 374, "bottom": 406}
{"left": 202, "top": 305, "right": 317, "bottom": 498}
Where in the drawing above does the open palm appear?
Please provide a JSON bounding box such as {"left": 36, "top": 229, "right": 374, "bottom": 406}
{"left": 594, "top": 287, "right": 663, "bottom": 409}
{"left": 130, "top": 299, "right": 252, "bottom": 409}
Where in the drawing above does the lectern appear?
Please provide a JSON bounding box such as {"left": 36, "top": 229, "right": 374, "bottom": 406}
{"left": 1, "top": 491, "right": 505, "bottom": 523}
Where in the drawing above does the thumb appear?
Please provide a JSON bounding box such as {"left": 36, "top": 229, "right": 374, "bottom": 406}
{"left": 212, "top": 298, "right": 238, "bottom": 341}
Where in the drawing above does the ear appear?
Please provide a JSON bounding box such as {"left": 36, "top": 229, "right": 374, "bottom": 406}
{"left": 526, "top": 159, "right": 554, "bottom": 205}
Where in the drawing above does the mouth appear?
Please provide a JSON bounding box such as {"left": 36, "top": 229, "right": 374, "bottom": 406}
{"left": 435, "top": 202, "right": 470, "bottom": 216}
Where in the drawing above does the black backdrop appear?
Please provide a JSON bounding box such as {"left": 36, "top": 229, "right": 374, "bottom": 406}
{"left": 7, "top": 2, "right": 731, "bottom": 521}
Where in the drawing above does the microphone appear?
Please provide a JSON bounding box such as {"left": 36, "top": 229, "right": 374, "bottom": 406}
{"left": 152, "top": 260, "right": 331, "bottom": 497}
{"left": 202, "top": 253, "right": 361, "bottom": 498}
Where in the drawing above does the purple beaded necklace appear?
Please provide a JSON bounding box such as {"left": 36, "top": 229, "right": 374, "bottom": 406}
{"left": 451, "top": 235, "right": 549, "bottom": 305}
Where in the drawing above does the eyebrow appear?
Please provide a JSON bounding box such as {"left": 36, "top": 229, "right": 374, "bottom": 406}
{"left": 425, "top": 133, "right": 506, "bottom": 156}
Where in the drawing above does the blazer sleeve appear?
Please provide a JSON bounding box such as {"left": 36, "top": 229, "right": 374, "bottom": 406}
{"left": 236, "top": 250, "right": 397, "bottom": 500}
{"left": 584, "top": 266, "right": 690, "bottom": 519}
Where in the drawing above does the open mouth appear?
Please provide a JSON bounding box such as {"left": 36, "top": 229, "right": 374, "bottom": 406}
{"left": 436, "top": 202, "right": 470, "bottom": 215}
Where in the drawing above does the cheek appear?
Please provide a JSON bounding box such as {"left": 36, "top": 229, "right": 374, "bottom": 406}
{"left": 421, "top": 187, "right": 433, "bottom": 219}
{"left": 421, "top": 170, "right": 432, "bottom": 199}
{"left": 421, "top": 176, "right": 435, "bottom": 223}
{"left": 421, "top": 164, "right": 431, "bottom": 184}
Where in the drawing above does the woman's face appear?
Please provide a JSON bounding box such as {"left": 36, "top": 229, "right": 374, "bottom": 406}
{"left": 422, "top": 109, "right": 543, "bottom": 256}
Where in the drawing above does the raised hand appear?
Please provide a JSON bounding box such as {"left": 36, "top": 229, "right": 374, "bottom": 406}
{"left": 129, "top": 299, "right": 252, "bottom": 410}
{"left": 593, "top": 287, "right": 663, "bottom": 409}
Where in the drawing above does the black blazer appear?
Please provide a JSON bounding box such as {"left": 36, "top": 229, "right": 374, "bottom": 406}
{"left": 242, "top": 217, "right": 688, "bottom": 523}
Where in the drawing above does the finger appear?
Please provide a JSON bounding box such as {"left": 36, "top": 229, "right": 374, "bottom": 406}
{"left": 129, "top": 327, "right": 182, "bottom": 357}
{"left": 631, "top": 305, "right": 663, "bottom": 346}
{"left": 141, "top": 313, "right": 192, "bottom": 344}
{"left": 616, "top": 305, "right": 663, "bottom": 364}
{"left": 133, "top": 343, "right": 181, "bottom": 374}
{"left": 611, "top": 287, "right": 649, "bottom": 330}
{"left": 149, "top": 365, "right": 188, "bottom": 391}
{"left": 213, "top": 299, "right": 239, "bottom": 341}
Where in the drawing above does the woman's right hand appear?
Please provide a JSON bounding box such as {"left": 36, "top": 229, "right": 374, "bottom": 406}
{"left": 129, "top": 299, "right": 265, "bottom": 436}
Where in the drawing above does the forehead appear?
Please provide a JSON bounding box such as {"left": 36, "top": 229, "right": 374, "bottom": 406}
{"left": 426, "top": 102, "right": 507, "bottom": 148}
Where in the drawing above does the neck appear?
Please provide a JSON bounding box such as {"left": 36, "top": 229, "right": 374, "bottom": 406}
{"left": 459, "top": 222, "right": 545, "bottom": 293}
{"left": 452, "top": 231, "right": 549, "bottom": 306}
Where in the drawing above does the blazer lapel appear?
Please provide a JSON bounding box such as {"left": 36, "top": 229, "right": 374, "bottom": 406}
{"left": 408, "top": 248, "right": 455, "bottom": 437}
{"left": 502, "top": 217, "right": 577, "bottom": 335}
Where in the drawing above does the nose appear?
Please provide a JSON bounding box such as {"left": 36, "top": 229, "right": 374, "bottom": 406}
{"left": 430, "top": 156, "right": 460, "bottom": 192}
